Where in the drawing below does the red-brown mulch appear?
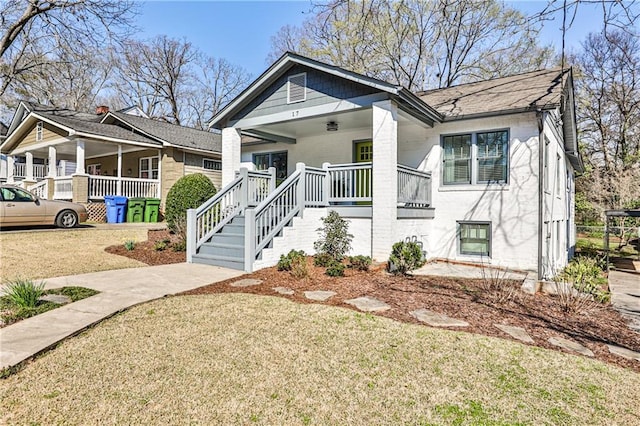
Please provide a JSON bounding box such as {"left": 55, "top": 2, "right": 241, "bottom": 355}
{"left": 104, "top": 229, "right": 185, "bottom": 265}
{"left": 106, "top": 241, "right": 640, "bottom": 372}
{"left": 182, "top": 257, "right": 640, "bottom": 373}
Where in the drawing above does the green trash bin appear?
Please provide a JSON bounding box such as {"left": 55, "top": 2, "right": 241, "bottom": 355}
{"left": 144, "top": 198, "right": 161, "bottom": 222}
{"left": 126, "top": 198, "right": 145, "bottom": 222}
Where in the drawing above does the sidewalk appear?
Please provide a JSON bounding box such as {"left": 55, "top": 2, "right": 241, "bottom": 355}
{"left": 609, "top": 269, "right": 640, "bottom": 332}
{"left": 0, "top": 263, "right": 244, "bottom": 370}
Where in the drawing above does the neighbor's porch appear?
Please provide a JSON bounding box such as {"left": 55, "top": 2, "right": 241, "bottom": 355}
{"left": 6, "top": 138, "right": 161, "bottom": 203}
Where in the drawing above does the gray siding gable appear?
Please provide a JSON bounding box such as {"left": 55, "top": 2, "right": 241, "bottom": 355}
{"left": 230, "top": 65, "right": 382, "bottom": 123}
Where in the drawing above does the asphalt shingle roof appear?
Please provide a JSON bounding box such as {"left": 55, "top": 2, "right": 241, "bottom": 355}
{"left": 417, "top": 68, "right": 568, "bottom": 120}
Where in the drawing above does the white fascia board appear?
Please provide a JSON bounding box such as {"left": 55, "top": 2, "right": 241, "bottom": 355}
{"left": 1, "top": 113, "right": 73, "bottom": 153}
{"left": 209, "top": 53, "right": 400, "bottom": 129}
{"left": 230, "top": 93, "right": 388, "bottom": 129}
{"left": 73, "top": 132, "right": 162, "bottom": 148}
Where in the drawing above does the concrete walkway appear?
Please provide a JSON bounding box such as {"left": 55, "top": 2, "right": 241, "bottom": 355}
{"left": 609, "top": 269, "right": 640, "bottom": 332}
{"left": 414, "top": 261, "right": 529, "bottom": 281}
{"left": 0, "top": 263, "right": 243, "bottom": 370}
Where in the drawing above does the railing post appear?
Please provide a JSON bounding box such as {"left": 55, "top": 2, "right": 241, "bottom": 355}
{"left": 268, "top": 166, "right": 276, "bottom": 193}
{"left": 296, "top": 162, "right": 305, "bottom": 217}
{"left": 239, "top": 168, "right": 249, "bottom": 210}
{"left": 186, "top": 208, "right": 197, "bottom": 263}
{"left": 322, "top": 162, "right": 331, "bottom": 206}
{"left": 244, "top": 208, "right": 256, "bottom": 273}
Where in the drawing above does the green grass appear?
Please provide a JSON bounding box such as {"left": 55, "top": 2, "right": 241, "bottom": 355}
{"left": 1, "top": 293, "right": 639, "bottom": 425}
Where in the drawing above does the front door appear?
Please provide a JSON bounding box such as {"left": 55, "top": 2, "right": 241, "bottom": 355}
{"left": 354, "top": 141, "right": 372, "bottom": 203}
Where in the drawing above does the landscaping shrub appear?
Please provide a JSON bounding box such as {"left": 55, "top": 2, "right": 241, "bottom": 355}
{"left": 153, "top": 239, "right": 170, "bottom": 251}
{"left": 388, "top": 241, "right": 425, "bottom": 275}
{"left": 172, "top": 240, "right": 187, "bottom": 252}
{"left": 3, "top": 278, "right": 45, "bottom": 309}
{"left": 277, "top": 250, "right": 306, "bottom": 271}
{"left": 314, "top": 211, "right": 353, "bottom": 262}
{"left": 313, "top": 253, "right": 334, "bottom": 267}
{"left": 290, "top": 255, "right": 309, "bottom": 279}
{"left": 325, "top": 261, "right": 345, "bottom": 277}
{"left": 124, "top": 240, "right": 136, "bottom": 251}
{"left": 348, "top": 255, "right": 372, "bottom": 271}
{"left": 165, "top": 173, "right": 217, "bottom": 241}
{"left": 555, "top": 256, "right": 610, "bottom": 311}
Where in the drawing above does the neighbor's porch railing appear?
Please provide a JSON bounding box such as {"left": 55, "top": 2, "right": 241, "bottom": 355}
{"left": 13, "top": 163, "right": 46, "bottom": 179}
{"left": 397, "top": 165, "right": 432, "bottom": 207}
{"left": 27, "top": 180, "right": 48, "bottom": 199}
{"left": 88, "top": 176, "right": 160, "bottom": 199}
{"left": 53, "top": 176, "right": 73, "bottom": 200}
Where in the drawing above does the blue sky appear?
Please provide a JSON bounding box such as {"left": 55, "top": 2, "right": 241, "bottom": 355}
{"left": 136, "top": 0, "right": 616, "bottom": 79}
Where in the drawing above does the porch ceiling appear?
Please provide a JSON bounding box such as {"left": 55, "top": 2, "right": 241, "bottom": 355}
{"left": 243, "top": 107, "right": 418, "bottom": 140}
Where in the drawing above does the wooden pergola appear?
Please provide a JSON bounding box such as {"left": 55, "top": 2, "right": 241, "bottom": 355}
{"left": 604, "top": 209, "right": 640, "bottom": 270}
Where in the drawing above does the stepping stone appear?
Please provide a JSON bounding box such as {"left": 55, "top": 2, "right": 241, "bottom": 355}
{"left": 606, "top": 345, "right": 640, "bottom": 362}
{"left": 494, "top": 324, "right": 534, "bottom": 344}
{"left": 273, "top": 286, "right": 294, "bottom": 295}
{"left": 39, "top": 294, "right": 72, "bottom": 304}
{"left": 344, "top": 296, "right": 391, "bottom": 312}
{"left": 230, "top": 279, "right": 263, "bottom": 288}
{"left": 304, "top": 290, "right": 336, "bottom": 301}
{"left": 548, "top": 336, "right": 594, "bottom": 357}
{"left": 409, "top": 308, "right": 469, "bottom": 327}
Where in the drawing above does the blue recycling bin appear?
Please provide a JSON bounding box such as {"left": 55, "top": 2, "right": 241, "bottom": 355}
{"left": 105, "top": 195, "right": 128, "bottom": 223}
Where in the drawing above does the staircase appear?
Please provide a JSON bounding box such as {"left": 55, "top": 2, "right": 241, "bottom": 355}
{"left": 192, "top": 215, "right": 246, "bottom": 270}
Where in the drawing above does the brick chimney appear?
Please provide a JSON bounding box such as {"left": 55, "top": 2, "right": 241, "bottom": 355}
{"left": 96, "top": 105, "right": 110, "bottom": 115}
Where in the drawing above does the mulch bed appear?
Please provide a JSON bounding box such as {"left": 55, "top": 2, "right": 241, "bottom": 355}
{"left": 106, "top": 240, "right": 640, "bottom": 372}
{"left": 104, "top": 229, "right": 185, "bottom": 265}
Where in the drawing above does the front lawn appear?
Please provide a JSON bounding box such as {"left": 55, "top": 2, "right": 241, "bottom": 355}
{"left": 1, "top": 294, "right": 638, "bottom": 425}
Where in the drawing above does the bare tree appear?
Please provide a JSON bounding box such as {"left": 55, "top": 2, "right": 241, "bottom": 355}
{"left": 574, "top": 30, "right": 640, "bottom": 212}
{"left": 269, "top": 0, "right": 554, "bottom": 90}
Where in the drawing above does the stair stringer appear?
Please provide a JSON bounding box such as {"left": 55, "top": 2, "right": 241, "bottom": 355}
{"left": 252, "top": 207, "right": 328, "bottom": 271}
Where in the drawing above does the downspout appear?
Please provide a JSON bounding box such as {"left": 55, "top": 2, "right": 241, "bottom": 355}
{"left": 537, "top": 110, "right": 545, "bottom": 281}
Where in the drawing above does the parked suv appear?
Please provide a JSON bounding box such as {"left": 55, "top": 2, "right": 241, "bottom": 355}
{"left": 0, "top": 184, "right": 87, "bottom": 228}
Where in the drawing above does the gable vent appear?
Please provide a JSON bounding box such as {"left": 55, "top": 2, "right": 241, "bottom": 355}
{"left": 287, "top": 73, "right": 307, "bottom": 103}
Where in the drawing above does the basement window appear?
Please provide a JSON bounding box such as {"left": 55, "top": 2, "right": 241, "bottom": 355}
{"left": 458, "top": 222, "right": 491, "bottom": 257}
{"left": 287, "top": 73, "right": 307, "bottom": 104}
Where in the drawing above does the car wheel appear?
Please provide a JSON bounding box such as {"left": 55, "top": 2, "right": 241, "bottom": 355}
{"left": 56, "top": 210, "right": 78, "bottom": 228}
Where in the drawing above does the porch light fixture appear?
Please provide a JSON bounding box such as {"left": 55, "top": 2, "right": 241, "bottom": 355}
{"left": 326, "top": 121, "right": 338, "bottom": 132}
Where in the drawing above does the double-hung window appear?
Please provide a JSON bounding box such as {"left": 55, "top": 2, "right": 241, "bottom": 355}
{"left": 139, "top": 157, "right": 159, "bottom": 179}
{"left": 442, "top": 130, "right": 508, "bottom": 185}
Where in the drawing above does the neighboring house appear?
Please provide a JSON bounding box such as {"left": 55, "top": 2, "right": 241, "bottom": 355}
{"left": 0, "top": 102, "right": 223, "bottom": 207}
{"left": 187, "top": 52, "right": 583, "bottom": 281}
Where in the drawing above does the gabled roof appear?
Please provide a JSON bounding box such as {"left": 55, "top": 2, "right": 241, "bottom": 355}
{"left": 208, "top": 51, "right": 443, "bottom": 129}
{"left": 103, "top": 112, "right": 221, "bottom": 153}
{"left": 418, "top": 68, "right": 569, "bottom": 120}
{"left": 1, "top": 102, "right": 220, "bottom": 155}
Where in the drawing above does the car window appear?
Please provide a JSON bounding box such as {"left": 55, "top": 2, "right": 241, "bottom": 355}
{"left": 1, "top": 187, "right": 34, "bottom": 202}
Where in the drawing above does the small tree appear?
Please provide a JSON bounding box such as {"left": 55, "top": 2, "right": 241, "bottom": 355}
{"left": 314, "top": 211, "right": 353, "bottom": 262}
{"left": 388, "top": 241, "right": 425, "bottom": 275}
{"left": 165, "top": 173, "right": 217, "bottom": 242}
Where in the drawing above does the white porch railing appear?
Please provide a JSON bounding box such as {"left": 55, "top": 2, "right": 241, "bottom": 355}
{"left": 397, "top": 165, "right": 432, "bottom": 207}
{"left": 12, "top": 163, "right": 46, "bottom": 179}
{"left": 27, "top": 180, "right": 48, "bottom": 199}
{"left": 187, "top": 168, "right": 275, "bottom": 262}
{"left": 88, "top": 176, "right": 160, "bottom": 199}
{"left": 326, "top": 162, "right": 372, "bottom": 203}
{"left": 54, "top": 177, "right": 73, "bottom": 200}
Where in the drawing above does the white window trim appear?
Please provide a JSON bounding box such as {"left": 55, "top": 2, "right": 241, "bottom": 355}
{"left": 87, "top": 163, "right": 101, "bottom": 176}
{"left": 36, "top": 121, "right": 43, "bottom": 142}
{"left": 441, "top": 129, "right": 509, "bottom": 187}
{"left": 139, "top": 156, "right": 159, "bottom": 179}
{"left": 202, "top": 157, "right": 222, "bottom": 171}
{"left": 287, "top": 72, "right": 307, "bottom": 104}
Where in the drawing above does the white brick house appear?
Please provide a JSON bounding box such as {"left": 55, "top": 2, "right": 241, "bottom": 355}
{"left": 187, "top": 52, "right": 582, "bottom": 280}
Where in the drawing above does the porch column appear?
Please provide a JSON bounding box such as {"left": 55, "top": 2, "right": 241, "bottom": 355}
{"left": 157, "top": 149, "right": 162, "bottom": 198}
{"left": 48, "top": 146, "right": 57, "bottom": 177}
{"left": 222, "top": 127, "right": 241, "bottom": 187}
{"left": 75, "top": 139, "right": 85, "bottom": 174}
{"left": 116, "top": 144, "right": 122, "bottom": 196}
{"left": 25, "top": 151, "right": 34, "bottom": 181}
{"left": 7, "top": 155, "right": 15, "bottom": 183}
{"left": 371, "top": 99, "right": 398, "bottom": 261}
